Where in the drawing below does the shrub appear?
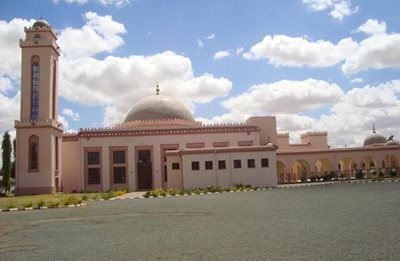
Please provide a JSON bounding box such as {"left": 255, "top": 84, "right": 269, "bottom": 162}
{"left": 82, "top": 195, "right": 88, "bottom": 201}
{"left": 378, "top": 171, "right": 384, "bottom": 177}
{"left": 91, "top": 194, "right": 99, "bottom": 201}
{"left": 143, "top": 191, "right": 151, "bottom": 198}
{"left": 355, "top": 169, "right": 364, "bottom": 179}
{"left": 23, "top": 201, "right": 33, "bottom": 208}
{"left": 62, "top": 196, "right": 82, "bottom": 206}
{"left": 36, "top": 199, "right": 46, "bottom": 208}
{"left": 152, "top": 188, "right": 166, "bottom": 197}
{"left": 372, "top": 176, "right": 384, "bottom": 182}
{"left": 47, "top": 200, "right": 60, "bottom": 208}
{"left": 6, "top": 201, "right": 15, "bottom": 209}
{"left": 390, "top": 169, "right": 397, "bottom": 177}
{"left": 101, "top": 192, "right": 112, "bottom": 200}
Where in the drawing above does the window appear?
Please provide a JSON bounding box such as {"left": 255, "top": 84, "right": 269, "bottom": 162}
{"left": 205, "top": 161, "right": 213, "bottom": 170}
{"left": 218, "top": 160, "right": 226, "bottom": 170}
{"left": 86, "top": 149, "right": 101, "bottom": 185}
{"left": 247, "top": 159, "right": 255, "bottom": 168}
{"left": 172, "top": 162, "right": 180, "bottom": 170}
{"left": 233, "top": 160, "right": 242, "bottom": 169}
{"left": 192, "top": 161, "right": 200, "bottom": 171}
{"left": 52, "top": 60, "right": 57, "bottom": 119}
{"left": 31, "top": 56, "right": 40, "bottom": 120}
{"left": 29, "top": 135, "right": 39, "bottom": 171}
{"left": 113, "top": 151, "right": 125, "bottom": 164}
{"left": 110, "top": 149, "right": 127, "bottom": 185}
{"left": 88, "top": 168, "right": 101, "bottom": 184}
{"left": 261, "top": 158, "right": 269, "bottom": 168}
{"left": 55, "top": 137, "right": 59, "bottom": 170}
{"left": 88, "top": 152, "right": 100, "bottom": 165}
{"left": 113, "top": 167, "right": 126, "bottom": 184}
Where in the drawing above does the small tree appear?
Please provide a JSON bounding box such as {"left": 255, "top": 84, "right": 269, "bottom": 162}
{"left": 2, "top": 132, "right": 12, "bottom": 194}
{"left": 11, "top": 138, "right": 16, "bottom": 179}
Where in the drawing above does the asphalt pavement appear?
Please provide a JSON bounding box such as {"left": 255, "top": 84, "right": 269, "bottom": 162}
{"left": 0, "top": 182, "right": 399, "bottom": 261}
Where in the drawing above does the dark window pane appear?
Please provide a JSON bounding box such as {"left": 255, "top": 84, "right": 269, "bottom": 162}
{"left": 261, "top": 158, "right": 269, "bottom": 168}
{"left": 30, "top": 142, "right": 38, "bottom": 170}
{"left": 113, "top": 167, "right": 126, "bottom": 184}
{"left": 233, "top": 160, "right": 241, "bottom": 169}
{"left": 192, "top": 161, "right": 200, "bottom": 171}
{"left": 172, "top": 162, "right": 180, "bottom": 170}
{"left": 31, "top": 63, "right": 40, "bottom": 120}
{"left": 247, "top": 159, "right": 255, "bottom": 168}
{"left": 205, "top": 161, "right": 213, "bottom": 170}
{"left": 218, "top": 160, "right": 226, "bottom": 170}
{"left": 88, "top": 168, "right": 101, "bottom": 184}
{"left": 113, "top": 150, "right": 125, "bottom": 164}
{"left": 88, "top": 151, "right": 100, "bottom": 165}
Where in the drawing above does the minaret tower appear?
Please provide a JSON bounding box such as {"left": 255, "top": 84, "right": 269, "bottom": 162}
{"left": 15, "top": 18, "right": 63, "bottom": 195}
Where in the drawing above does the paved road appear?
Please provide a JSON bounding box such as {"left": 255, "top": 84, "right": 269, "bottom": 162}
{"left": 0, "top": 182, "right": 399, "bottom": 261}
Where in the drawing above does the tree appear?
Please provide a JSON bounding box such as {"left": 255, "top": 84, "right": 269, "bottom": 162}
{"left": 2, "top": 132, "right": 12, "bottom": 194}
{"left": 11, "top": 138, "right": 16, "bottom": 179}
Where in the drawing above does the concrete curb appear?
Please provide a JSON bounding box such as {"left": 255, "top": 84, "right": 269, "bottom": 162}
{"left": 0, "top": 202, "right": 86, "bottom": 213}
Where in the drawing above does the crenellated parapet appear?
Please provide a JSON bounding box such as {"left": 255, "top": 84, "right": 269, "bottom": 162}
{"left": 15, "top": 119, "right": 63, "bottom": 131}
{"left": 115, "top": 118, "right": 202, "bottom": 129}
{"left": 278, "top": 132, "right": 289, "bottom": 137}
{"left": 300, "top": 131, "right": 328, "bottom": 137}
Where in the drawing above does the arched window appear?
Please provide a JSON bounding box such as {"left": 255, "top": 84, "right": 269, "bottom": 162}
{"left": 29, "top": 135, "right": 39, "bottom": 171}
{"left": 52, "top": 60, "right": 57, "bottom": 119}
{"left": 31, "top": 56, "right": 40, "bottom": 121}
{"left": 55, "top": 136, "right": 59, "bottom": 170}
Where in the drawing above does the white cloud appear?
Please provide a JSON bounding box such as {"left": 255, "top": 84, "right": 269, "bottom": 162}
{"left": 214, "top": 50, "right": 232, "bottom": 60}
{"left": 341, "top": 33, "right": 400, "bottom": 75}
{"left": 314, "top": 80, "right": 400, "bottom": 146}
{"left": 350, "top": 78, "right": 363, "bottom": 84}
{"left": 355, "top": 19, "right": 386, "bottom": 36}
{"left": 102, "top": 106, "right": 125, "bottom": 126}
{"left": 235, "top": 47, "right": 244, "bottom": 55}
{"left": 243, "top": 35, "right": 357, "bottom": 67}
{"left": 222, "top": 78, "right": 344, "bottom": 115}
{"left": 244, "top": 20, "right": 400, "bottom": 75}
{"left": 59, "top": 51, "right": 231, "bottom": 110}
{"left": 53, "top": 0, "right": 130, "bottom": 7}
{"left": 0, "top": 18, "right": 35, "bottom": 84}
{"left": 201, "top": 79, "right": 400, "bottom": 147}
{"left": 58, "top": 115, "right": 69, "bottom": 130}
{"left": 302, "top": 0, "right": 358, "bottom": 21}
{"left": 0, "top": 77, "right": 13, "bottom": 94}
{"left": 59, "top": 12, "right": 126, "bottom": 59}
{"left": 196, "top": 38, "right": 204, "bottom": 48}
{"left": 62, "top": 108, "right": 80, "bottom": 121}
{"left": 0, "top": 92, "right": 19, "bottom": 133}
{"left": 205, "top": 33, "right": 215, "bottom": 40}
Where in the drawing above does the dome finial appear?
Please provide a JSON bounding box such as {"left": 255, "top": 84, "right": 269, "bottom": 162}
{"left": 155, "top": 82, "right": 160, "bottom": 95}
{"left": 372, "top": 123, "right": 376, "bottom": 134}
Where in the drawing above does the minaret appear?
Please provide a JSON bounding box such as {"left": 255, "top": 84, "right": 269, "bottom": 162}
{"left": 14, "top": 18, "right": 63, "bottom": 195}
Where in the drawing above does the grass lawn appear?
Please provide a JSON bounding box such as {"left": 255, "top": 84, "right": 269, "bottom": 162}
{"left": 0, "top": 193, "right": 102, "bottom": 209}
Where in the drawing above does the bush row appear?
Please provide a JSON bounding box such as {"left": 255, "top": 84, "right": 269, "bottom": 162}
{"left": 143, "top": 184, "right": 259, "bottom": 198}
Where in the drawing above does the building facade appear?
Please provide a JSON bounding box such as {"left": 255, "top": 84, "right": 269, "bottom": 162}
{"left": 14, "top": 19, "right": 400, "bottom": 195}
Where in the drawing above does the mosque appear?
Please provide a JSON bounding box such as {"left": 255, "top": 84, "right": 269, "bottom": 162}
{"left": 14, "top": 19, "right": 400, "bottom": 195}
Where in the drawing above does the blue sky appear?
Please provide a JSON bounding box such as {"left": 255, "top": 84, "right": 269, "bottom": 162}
{"left": 0, "top": 0, "right": 400, "bottom": 147}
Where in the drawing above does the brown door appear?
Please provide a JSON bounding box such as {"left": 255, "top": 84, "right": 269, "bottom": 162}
{"left": 137, "top": 150, "right": 153, "bottom": 190}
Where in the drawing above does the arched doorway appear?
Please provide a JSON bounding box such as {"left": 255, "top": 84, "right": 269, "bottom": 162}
{"left": 292, "top": 160, "right": 311, "bottom": 182}
{"left": 277, "top": 161, "right": 286, "bottom": 183}
{"left": 339, "top": 157, "right": 354, "bottom": 178}
{"left": 383, "top": 155, "right": 399, "bottom": 176}
{"left": 314, "top": 158, "right": 334, "bottom": 180}
{"left": 362, "top": 156, "right": 377, "bottom": 178}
